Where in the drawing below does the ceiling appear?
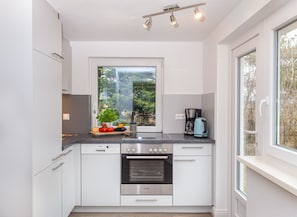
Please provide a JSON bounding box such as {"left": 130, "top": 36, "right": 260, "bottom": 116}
{"left": 47, "top": 0, "right": 240, "bottom": 41}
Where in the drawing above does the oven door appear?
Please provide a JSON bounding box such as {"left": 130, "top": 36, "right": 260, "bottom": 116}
{"left": 121, "top": 154, "right": 172, "bottom": 184}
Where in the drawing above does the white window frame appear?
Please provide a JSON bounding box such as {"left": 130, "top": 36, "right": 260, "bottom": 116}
{"left": 264, "top": 2, "right": 297, "bottom": 167}
{"left": 89, "top": 57, "right": 163, "bottom": 132}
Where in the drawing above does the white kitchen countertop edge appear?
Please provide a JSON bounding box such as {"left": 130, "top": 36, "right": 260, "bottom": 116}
{"left": 237, "top": 155, "right": 297, "bottom": 197}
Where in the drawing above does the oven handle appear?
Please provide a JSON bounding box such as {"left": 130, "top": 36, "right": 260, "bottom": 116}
{"left": 126, "top": 156, "right": 169, "bottom": 160}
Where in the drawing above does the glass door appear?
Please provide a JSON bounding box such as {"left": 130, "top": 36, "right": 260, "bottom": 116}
{"left": 232, "top": 36, "right": 259, "bottom": 217}
{"left": 237, "top": 50, "right": 257, "bottom": 194}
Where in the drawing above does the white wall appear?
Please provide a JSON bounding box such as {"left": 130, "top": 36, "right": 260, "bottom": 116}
{"left": 70, "top": 41, "right": 203, "bottom": 95}
{"left": 0, "top": 1, "right": 33, "bottom": 217}
{"left": 203, "top": 0, "right": 291, "bottom": 216}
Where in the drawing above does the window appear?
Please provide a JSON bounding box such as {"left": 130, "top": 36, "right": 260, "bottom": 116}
{"left": 90, "top": 58, "right": 163, "bottom": 132}
{"left": 98, "top": 66, "right": 156, "bottom": 126}
{"left": 276, "top": 20, "right": 297, "bottom": 152}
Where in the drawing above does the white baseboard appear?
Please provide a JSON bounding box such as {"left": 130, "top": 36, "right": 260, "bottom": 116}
{"left": 212, "top": 208, "right": 229, "bottom": 217}
{"left": 73, "top": 206, "right": 212, "bottom": 213}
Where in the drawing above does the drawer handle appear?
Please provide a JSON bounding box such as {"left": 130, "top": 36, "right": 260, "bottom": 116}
{"left": 182, "top": 146, "right": 204, "bottom": 149}
{"left": 135, "top": 199, "right": 157, "bottom": 202}
{"left": 52, "top": 153, "right": 64, "bottom": 161}
{"left": 63, "top": 149, "right": 72, "bottom": 156}
{"left": 174, "top": 159, "right": 196, "bottom": 162}
{"left": 52, "top": 162, "right": 64, "bottom": 171}
{"left": 96, "top": 149, "right": 106, "bottom": 152}
{"left": 51, "top": 52, "right": 64, "bottom": 60}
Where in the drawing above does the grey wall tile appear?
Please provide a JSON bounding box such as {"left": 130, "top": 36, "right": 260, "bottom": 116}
{"left": 163, "top": 94, "right": 201, "bottom": 133}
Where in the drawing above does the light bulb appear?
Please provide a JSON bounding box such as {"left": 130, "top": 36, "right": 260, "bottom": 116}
{"left": 194, "top": 7, "right": 202, "bottom": 20}
{"left": 170, "top": 13, "right": 178, "bottom": 27}
{"left": 143, "top": 17, "right": 152, "bottom": 30}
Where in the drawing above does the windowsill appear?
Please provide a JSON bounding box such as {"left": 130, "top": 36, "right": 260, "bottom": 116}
{"left": 237, "top": 155, "right": 297, "bottom": 197}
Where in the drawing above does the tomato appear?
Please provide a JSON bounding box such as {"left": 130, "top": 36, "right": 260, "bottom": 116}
{"left": 99, "top": 127, "right": 108, "bottom": 132}
{"left": 101, "top": 123, "right": 107, "bottom": 128}
{"left": 107, "top": 127, "right": 114, "bottom": 132}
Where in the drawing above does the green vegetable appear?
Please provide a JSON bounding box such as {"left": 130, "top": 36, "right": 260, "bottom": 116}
{"left": 96, "top": 108, "right": 119, "bottom": 123}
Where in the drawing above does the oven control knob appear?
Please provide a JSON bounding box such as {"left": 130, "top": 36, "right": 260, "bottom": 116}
{"left": 132, "top": 148, "right": 136, "bottom": 152}
{"left": 149, "top": 148, "right": 153, "bottom": 152}
{"left": 127, "top": 148, "right": 131, "bottom": 152}
{"left": 153, "top": 148, "right": 158, "bottom": 152}
{"left": 159, "top": 148, "right": 162, "bottom": 152}
{"left": 163, "top": 148, "right": 168, "bottom": 152}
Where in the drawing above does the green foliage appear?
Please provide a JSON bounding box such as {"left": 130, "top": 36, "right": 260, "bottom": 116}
{"left": 96, "top": 107, "right": 119, "bottom": 123}
{"left": 97, "top": 66, "right": 156, "bottom": 126}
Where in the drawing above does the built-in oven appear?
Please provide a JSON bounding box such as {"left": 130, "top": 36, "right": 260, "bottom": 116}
{"left": 121, "top": 143, "right": 173, "bottom": 195}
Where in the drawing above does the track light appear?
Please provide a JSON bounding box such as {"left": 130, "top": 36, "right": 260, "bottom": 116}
{"left": 143, "top": 16, "right": 152, "bottom": 31}
{"left": 194, "top": 7, "right": 202, "bottom": 19}
{"left": 142, "top": 2, "right": 206, "bottom": 30}
{"left": 170, "top": 12, "right": 178, "bottom": 27}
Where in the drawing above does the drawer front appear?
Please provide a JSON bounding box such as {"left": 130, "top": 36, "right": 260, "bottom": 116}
{"left": 173, "top": 144, "right": 212, "bottom": 156}
{"left": 121, "top": 195, "right": 172, "bottom": 206}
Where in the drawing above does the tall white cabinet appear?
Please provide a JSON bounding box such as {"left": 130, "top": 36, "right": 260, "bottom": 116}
{"left": 32, "top": 0, "right": 68, "bottom": 216}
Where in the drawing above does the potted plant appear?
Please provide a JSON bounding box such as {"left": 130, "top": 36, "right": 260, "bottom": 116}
{"left": 96, "top": 108, "right": 119, "bottom": 127}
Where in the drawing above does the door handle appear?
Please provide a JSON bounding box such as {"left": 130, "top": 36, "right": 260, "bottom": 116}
{"left": 259, "top": 96, "right": 269, "bottom": 117}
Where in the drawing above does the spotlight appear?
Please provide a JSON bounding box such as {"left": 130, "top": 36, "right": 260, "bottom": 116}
{"left": 143, "top": 16, "right": 152, "bottom": 30}
{"left": 142, "top": 2, "right": 206, "bottom": 30}
{"left": 170, "top": 12, "right": 178, "bottom": 27}
{"left": 194, "top": 7, "right": 202, "bottom": 20}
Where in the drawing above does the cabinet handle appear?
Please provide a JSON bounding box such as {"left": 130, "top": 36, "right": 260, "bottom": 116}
{"left": 63, "top": 149, "right": 73, "bottom": 156}
{"left": 51, "top": 52, "right": 64, "bottom": 60}
{"left": 52, "top": 153, "right": 64, "bottom": 161}
{"left": 52, "top": 162, "right": 64, "bottom": 171}
{"left": 174, "top": 159, "right": 196, "bottom": 162}
{"left": 96, "top": 149, "right": 106, "bottom": 152}
{"left": 135, "top": 199, "right": 157, "bottom": 202}
{"left": 182, "top": 146, "right": 203, "bottom": 149}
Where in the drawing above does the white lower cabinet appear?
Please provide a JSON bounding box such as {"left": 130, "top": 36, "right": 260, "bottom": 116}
{"left": 33, "top": 160, "right": 63, "bottom": 217}
{"left": 62, "top": 148, "right": 75, "bottom": 217}
{"left": 81, "top": 144, "right": 121, "bottom": 206}
{"left": 173, "top": 144, "right": 212, "bottom": 206}
{"left": 121, "top": 196, "right": 173, "bottom": 206}
{"left": 33, "top": 146, "right": 76, "bottom": 217}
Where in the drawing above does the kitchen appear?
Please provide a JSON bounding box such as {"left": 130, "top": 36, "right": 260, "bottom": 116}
{"left": 1, "top": 0, "right": 297, "bottom": 217}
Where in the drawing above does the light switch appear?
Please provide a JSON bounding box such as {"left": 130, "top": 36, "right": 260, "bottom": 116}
{"left": 63, "top": 113, "right": 70, "bottom": 120}
{"left": 175, "top": 113, "right": 185, "bottom": 120}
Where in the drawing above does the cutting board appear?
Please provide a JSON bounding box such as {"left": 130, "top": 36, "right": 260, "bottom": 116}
{"left": 90, "top": 130, "right": 131, "bottom": 136}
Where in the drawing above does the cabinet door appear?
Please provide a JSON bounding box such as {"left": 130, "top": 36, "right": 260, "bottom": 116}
{"left": 62, "top": 148, "right": 75, "bottom": 217}
{"left": 81, "top": 153, "right": 120, "bottom": 206}
{"left": 33, "top": 0, "right": 62, "bottom": 59}
{"left": 62, "top": 38, "right": 72, "bottom": 93}
{"left": 173, "top": 155, "right": 212, "bottom": 206}
{"left": 33, "top": 160, "right": 63, "bottom": 217}
{"left": 33, "top": 51, "right": 62, "bottom": 174}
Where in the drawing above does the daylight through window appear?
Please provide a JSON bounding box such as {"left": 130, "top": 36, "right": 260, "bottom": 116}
{"left": 276, "top": 20, "right": 297, "bottom": 151}
{"left": 98, "top": 66, "right": 157, "bottom": 127}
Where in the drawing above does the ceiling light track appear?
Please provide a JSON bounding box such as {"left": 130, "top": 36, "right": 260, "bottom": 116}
{"left": 143, "top": 3, "right": 206, "bottom": 18}
{"left": 142, "top": 2, "right": 206, "bottom": 31}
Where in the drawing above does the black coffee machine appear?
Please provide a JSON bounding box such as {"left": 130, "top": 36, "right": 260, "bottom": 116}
{"left": 184, "top": 108, "right": 201, "bottom": 135}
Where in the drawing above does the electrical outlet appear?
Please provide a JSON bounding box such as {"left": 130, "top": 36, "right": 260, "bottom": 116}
{"left": 63, "top": 113, "right": 70, "bottom": 120}
{"left": 175, "top": 113, "right": 185, "bottom": 120}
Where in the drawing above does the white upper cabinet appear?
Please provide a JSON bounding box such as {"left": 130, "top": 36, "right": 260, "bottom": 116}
{"left": 33, "top": 0, "right": 62, "bottom": 60}
{"left": 62, "top": 38, "right": 72, "bottom": 93}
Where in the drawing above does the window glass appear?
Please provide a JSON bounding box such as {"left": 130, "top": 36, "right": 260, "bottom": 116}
{"left": 276, "top": 20, "right": 297, "bottom": 151}
{"left": 98, "top": 66, "right": 156, "bottom": 127}
{"left": 237, "top": 50, "right": 257, "bottom": 194}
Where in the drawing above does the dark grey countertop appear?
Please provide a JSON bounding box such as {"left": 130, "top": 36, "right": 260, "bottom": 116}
{"left": 62, "top": 132, "right": 215, "bottom": 150}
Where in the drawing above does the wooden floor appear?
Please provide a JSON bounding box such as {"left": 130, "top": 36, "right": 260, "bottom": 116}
{"left": 69, "top": 213, "right": 212, "bottom": 217}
